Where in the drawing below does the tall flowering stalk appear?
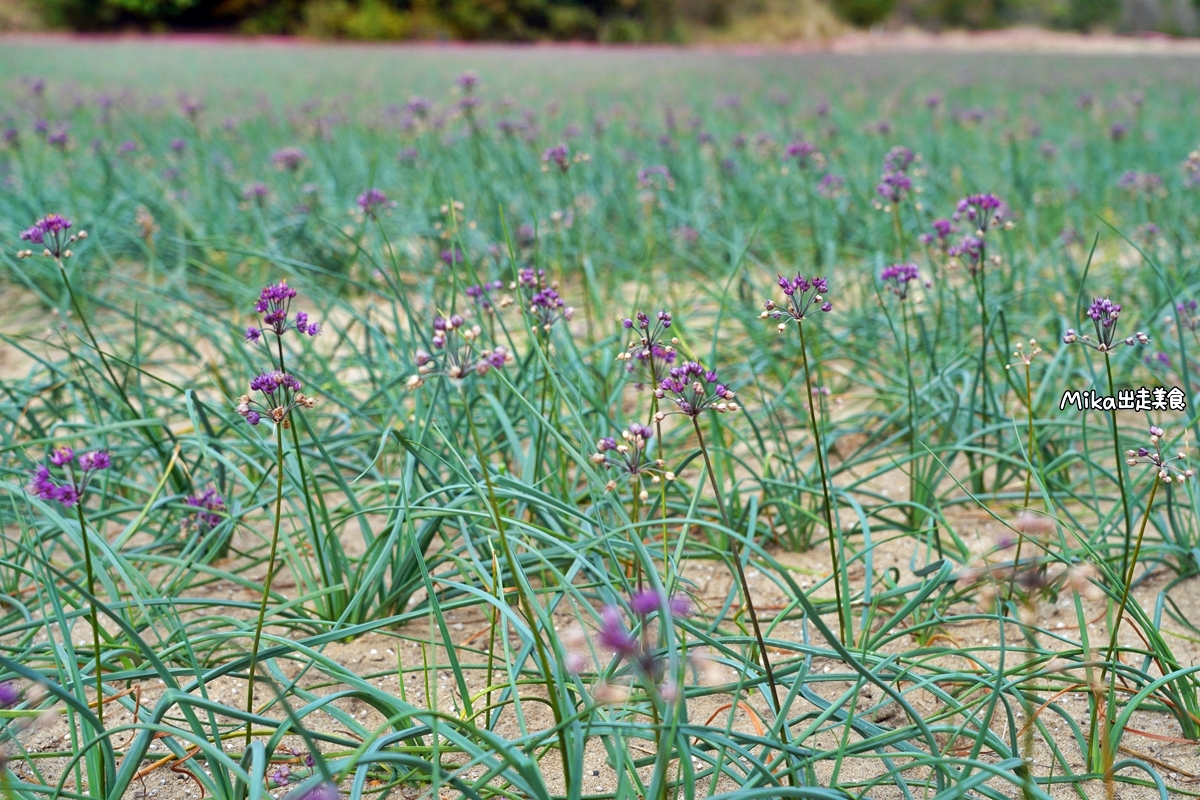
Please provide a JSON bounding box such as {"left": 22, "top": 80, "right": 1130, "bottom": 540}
{"left": 948, "top": 194, "right": 1006, "bottom": 492}
{"left": 653, "top": 361, "right": 794, "bottom": 767}
{"left": 617, "top": 310, "right": 677, "bottom": 567}
{"left": 27, "top": 446, "right": 111, "bottom": 793}
{"left": 762, "top": 275, "right": 847, "bottom": 642}
{"left": 1062, "top": 297, "right": 1149, "bottom": 579}
{"left": 1093, "top": 428, "right": 1191, "bottom": 792}
{"left": 879, "top": 264, "right": 931, "bottom": 541}
{"left": 18, "top": 216, "right": 186, "bottom": 494}
{"left": 238, "top": 281, "right": 320, "bottom": 749}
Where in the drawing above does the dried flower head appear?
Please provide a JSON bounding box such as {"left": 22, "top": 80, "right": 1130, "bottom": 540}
{"left": 591, "top": 423, "right": 674, "bottom": 499}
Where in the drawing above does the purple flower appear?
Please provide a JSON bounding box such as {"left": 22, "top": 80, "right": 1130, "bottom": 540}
{"left": 876, "top": 171, "right": 911, "bottom": 204}
{"left": 237, "top": 370, "right": 313, "bottom": 426}
{"left": 543, "top": 144, "right": 570, "bottom": 173}
{"left": 629, "top": 589, "right": 691, "bottom": 618}
{"left": 456, "top": 71, "right": 479, "bottom": 92}
{"left": 357, "top": 189, "right": 388, "bottom": 215}
{"left": 407, "top": 314, "right": 511, "bottom": 388}
{"left": 637, "top": 165, "right": 673, "bottom": 190}
{"left": 285, "top": 781, "right": 339, "bottom": 800}
{"left": 1062, "top": 297, "right": 1149, "bottom": 353}
{"left": 1125, "top": 427, "right": 1193, "bottom": 483}
{"left": 948, "top": 235, "right": 984, "bottom": 275}
{"left": 816, "top": 173, "right": 844, "bottom": 198}
{"left": 243, "top": 182, "right": 269, "bottom": 203}
{"left": 272, "top": 147, "right": 306, "bottom": 172}
{"left": 591, "top": 423, "right": 668, "bottom": 493}
{"left": 465, "top": 280, "right": 504, "bottom": 312}
{"left": 0, "top": 682, "right": 19, "bottom": 709}
{"left": 880, "top": 263, "right": 920, "bottom": 301}
{"left": 169, "top": 138, "right": 187, "bottom": 152}
{"left": 618, "top": 310, "right": 675, "bottom": 388}
{"left": 18, "top": 214, "right": 78, "bottom": 259}
{"left": 883, "top": 145, "right": 915, "bottom": 174}
{"left": 654, "top": 362, "right": 738, "bottom": 419}
{"left": 183, "top": 486, "right": 225, "bottom": 531}
{"left": 763, "top": 275, "right": 831, "bottom": 328}
{"left": 1118, "top": 171, "right": 1164, "bottom": 197}
{"left": 784, "top": 140, "right": 819, "bottom": 168}
{"left": 27, "top": 448, "right": 109, "bottom": 508}
{"left": 953, "top": 193, "right": 1005, "bottom": 229}
{"left": 251, "top": 281, "right": 320, "bottom": 338}
{"left": 118, "top": 140, "right": 137, "bottom": 153}
{"left": 597, "top": 606, "right": 638, "bottom": 659}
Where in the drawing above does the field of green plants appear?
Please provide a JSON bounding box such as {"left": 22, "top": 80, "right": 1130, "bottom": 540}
{"left": 4, "top": 41, "right": 1200, "bottom": 800}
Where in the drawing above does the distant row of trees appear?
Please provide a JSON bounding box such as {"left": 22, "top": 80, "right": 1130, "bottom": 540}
{"left": 26, "top": 0, "right": 1200, "bottom": 39}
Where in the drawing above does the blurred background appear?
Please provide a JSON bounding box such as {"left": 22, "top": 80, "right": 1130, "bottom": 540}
{"left": 1, "top": 0, "right": 1198, "bottom": 44}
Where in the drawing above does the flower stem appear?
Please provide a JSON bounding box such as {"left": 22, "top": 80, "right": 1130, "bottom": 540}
{"left": 796, "top": 323, "right": 847, "bottom": 644}
{"left": 244, "top": 421, "right": 286, "bottom": 749}
{"left": 73, "top": 502, "right": 106, "bottom": 795}
{"left": 1104, "top": 356, "right": 1134, "bottom": 579}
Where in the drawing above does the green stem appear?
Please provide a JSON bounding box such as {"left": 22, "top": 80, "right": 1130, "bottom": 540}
{"left": 244, "top": 422, "right": 286, "bottom": 749}
{"left": 73, "top": 502, "right": 106, "bottom": 796}
{"left": 1104, "top": 356, "right": 1133, "bottom": 578}
{"left": 796, "top": 323, "right": 847, "bottom": 644}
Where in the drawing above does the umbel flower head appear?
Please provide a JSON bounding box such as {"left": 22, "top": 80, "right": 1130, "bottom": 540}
{"left": 17, "top": 214, "right": 86, "bottom": 260}
{"left": 595, "top": 591, "right": 692, "bottom": 687}
{"left": 406, "top": 313, "right": 512, "bottom": 389}
{"left": 465, "top": 280, "right": 507, "bottom": 313}
{"left": 28, "top": 447, "right": 110, "bottom": 508}
{"left": 591, "top": 423, "right": 675, "bottom": 500}
{"left": 617, "top": 310, "right": 677, "bottom": 388}
{"left": 1062, "top": 297, "right": 1149, "bottom": 353}
{"left": 1126, "top": 426, "right": 1193, "bottom": 483}
{"left": 655, "top": 362, "right": 738, "bottom": 418}
{"left": 880, "top": 263, "right": 921, "bottom": 301}
{"left": 245, "top": 280, "right": 322, "bottom": 343}
{"left": 512, "top": 268, "right": 573, "bottom": 332}
{"left": 237, "top": 370, "right": 315, "bottom": 427}
{"left": 357, "top": 189, "right": 389, "bottom": 216}
{"left": 543, "top": 144, "right": 571, "bottom": 173}
{"left": 762, "top": 274, "right": 831, "bottom": 330}
{"left": 954, "top": 193, "right": 1006, "bottom": 230}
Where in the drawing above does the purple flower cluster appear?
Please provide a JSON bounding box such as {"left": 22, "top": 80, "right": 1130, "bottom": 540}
{"left": 1062, "top": 297, "right": 1149, "bottom": 353}
{"left": 1177, "top": 299, "right": 1200, "bottom": 333}
{"left": 407, "top": 314, "right": 511, "bottom": 389}
{"left": 465, "top": 280, "right": 506, "bottom": 312}
{"left": 283, "top": 780, "right": 338, "bottom": 800}
{"left": 237, "top": 370, "right": 314, "bottom": 427}
{"left": 617, "top": 310, "right": 676, "bottom": 389}
{"left": 784, "top": 140, "right": 820, "bottom": 169}
{"left": 543, "top": 144, "right": 571, "bottom": 173}
{"left": 1125, "top": 426, "right": 1193, "bottom": 484}
{"left": 880, "top": 263, "right": 921, "bottom": 301}
{"left": 182, "top": 486, "right": 225, "bottom": 532}
{"left": 876, "top": 146, "right": 916, "bottom": 205}
{"left": 948, "top": 235, "right": 984, "bottom": 275}
{"left": 762, "top": 275, "right": 831, "bottom": 329}
{"left": 18, "top": 214, "right": 83, "bottom": 260}
{"left": 591, "top": 423, "right": 672, "bottom": 498}
{"left": 655, "top": 362, "right": 738, "bottom": 418}
{"left": 357, "top": 189, "right": 389, "bottom": 215}
{"left": 816, "top": 173, "right": 844, "bottom": 198}
{"left": 527, "top": 287, "right": 574, "bottom": 332}
{"left": 246, "top": 281, "right": 321, "bottom": 342}
{"left": 920, "top": 218, "right": 956, "bottom": 252}
{"left": 595, "top": 589, "right": 692, "bottom": 678}
{"left": 272, "top": 147, "right": 306, "bottom": 172}
{"left": 954, "top": 193, "right": 1005, "bottom": 229}
{"left": 28, "top": 447, "right": 111, "bottom": 508}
